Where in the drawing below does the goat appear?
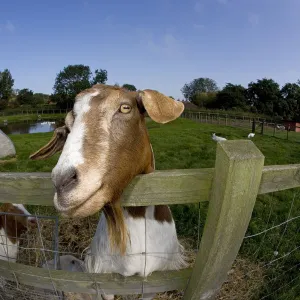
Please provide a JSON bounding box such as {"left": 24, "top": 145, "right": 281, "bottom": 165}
{"left": 212, "top": 132, "right": 227, "bottom": 142}
{"left": 248, "top": 133, "right": 255, "bottom": 138}
{"left": 30, "top": 84, "right": 187, "bottom": 300}
{"left": 0, "top": 203, "right": 36, "bottom": 263}
{"left": 41, "top": 255, "right": 89, "bottom": 300}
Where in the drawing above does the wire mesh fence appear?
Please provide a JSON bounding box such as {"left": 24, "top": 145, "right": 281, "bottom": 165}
{"left": 181, "top": 111, "right": 300, "bottom": 143}
{"left": 222, "top": 188, "right": 300, "bottom": 300}
{"left": 0, "top": 189, "right": 299, "bottom": 300}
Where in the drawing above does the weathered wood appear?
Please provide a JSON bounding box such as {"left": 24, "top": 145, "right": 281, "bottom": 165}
{"left": 183, "top": 140, "right": 265, "bottom": 300}
{"left": 0, "top": 169, "right": 214, "bottom": 206}
{"left": 0, "top": 259, "right": 191, "bottom": 294}
{"left": 1, "top": 164, "right": 300, "bottom": 206}
{"left": 259, "top": 164, "right": 300, "bottom": 194}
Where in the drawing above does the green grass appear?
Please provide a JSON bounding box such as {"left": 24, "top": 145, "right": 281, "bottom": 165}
{"left": 1, "top": 118, "right": 300, "bottom": 299}
{"left": 0, "top": 113, "right": 65, "bottom": 123}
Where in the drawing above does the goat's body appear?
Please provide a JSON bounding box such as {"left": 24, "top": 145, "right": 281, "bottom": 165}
{"left": 85, "top": 206, "right": 186, "bottom": 276}
{"left": 0, "top": 228, "right": 18, "bottom": 262}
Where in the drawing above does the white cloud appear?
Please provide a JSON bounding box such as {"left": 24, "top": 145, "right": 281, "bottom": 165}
{"left": 5, "top": 20, "right": 15, "bottom": 33}
{"left": 248, "top": 13, "right": 259, "bottom": 27}
{"left": 194, "top": 1, "right": 203, "bottom": 13}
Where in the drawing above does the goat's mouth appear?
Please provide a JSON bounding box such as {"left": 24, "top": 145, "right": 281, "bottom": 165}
{"left": 53, "top": 185, "right": 108, "bottom": 218}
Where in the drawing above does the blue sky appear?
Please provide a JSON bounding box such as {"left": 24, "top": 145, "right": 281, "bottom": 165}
{"left": 0, "top": 0, "right": 299, "bottom": 99}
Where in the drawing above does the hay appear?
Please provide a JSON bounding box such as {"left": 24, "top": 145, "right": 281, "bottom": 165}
{"left": 1, "top": 216, "right": 264, "bottom": 299}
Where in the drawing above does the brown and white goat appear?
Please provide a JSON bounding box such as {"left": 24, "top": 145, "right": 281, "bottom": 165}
{"left": 0, "top": 203, "right": 36, "bottom": 262}
{"left": 30, "top": 84, "right": 186, "bottom": 299}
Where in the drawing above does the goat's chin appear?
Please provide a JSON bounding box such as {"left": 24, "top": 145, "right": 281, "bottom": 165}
{"left": 53, "top": 188, "right": 110, "bottom": 218}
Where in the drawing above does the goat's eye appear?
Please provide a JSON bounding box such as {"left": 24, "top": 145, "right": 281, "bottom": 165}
{"left": 120, "top": 104, "right": 132, "bottom": 114}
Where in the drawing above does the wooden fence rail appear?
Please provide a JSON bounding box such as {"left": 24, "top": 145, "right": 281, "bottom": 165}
{"left": 1, "top": 164, "right": 300, "bottom": 206}
{"left": 0, "top": 140, "right": 300, "bottom": 299}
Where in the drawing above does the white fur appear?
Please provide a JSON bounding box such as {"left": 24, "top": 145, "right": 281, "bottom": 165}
{"left": 12, "top": 204, "right": 35, "bottom": 222}
{"left": 0, "top": 228, "right": 18, "bottom": 262}
{"left": 53, "top": 91, "right": 99, "bottom": 173}
{"left": 212, "top": 133, "right": 227, "bottom": 142}
{"left": 0, "top": 204, "right": 33, "bottom": 263}
{"left": 84, "top": 206, "right": 187, "bottom": 276}
{"left": 248, "top": 133, "right": 255, "bottom": 138}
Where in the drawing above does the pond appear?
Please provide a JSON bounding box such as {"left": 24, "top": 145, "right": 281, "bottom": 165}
{"left": 0, "top": 120, "right": 64, "bottom": 135}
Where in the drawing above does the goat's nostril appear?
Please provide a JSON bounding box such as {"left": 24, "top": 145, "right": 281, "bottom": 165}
{"left": 71, "top": 172, "right": 77, "bottom": 180}
{"left": 58, "top": 168, "right": 78, "bottom": 191}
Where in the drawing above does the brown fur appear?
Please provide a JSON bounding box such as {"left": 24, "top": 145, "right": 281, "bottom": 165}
{"left": 126, "top": 207, "right": 147, "bottom": 218}
{"left": 0, "top": 204, "right": 34, "bottom": 244}
{"left": 154, "top": 205, "right": 173, "bottom": 223}
{"left": 29, "top": 84, "right": 184, "bottom": 255}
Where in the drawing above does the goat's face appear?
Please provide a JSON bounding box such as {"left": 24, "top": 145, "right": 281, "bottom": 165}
{"left": 30, "top": 84, "right": 184, "bottom": 219}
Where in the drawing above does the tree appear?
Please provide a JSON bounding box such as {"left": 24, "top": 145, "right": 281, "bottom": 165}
{"left": 33, "top": 93, "right": 50, "bottom": 105}
{"left": 181, "top": 78, "right": 218, "bottom": 102}
{"left": 91, "top": 69, "right": 108, "bottom": 85}
{"left": 53, "top": 64, "right": 108, "bottom": 108}
{"left": 280, "top": 83, "right": 300, "bottom": 119}
{"left": 0, "top": 69, "right": 14, "bottom": 110}
{"left": 247, "top": 78, "right": 282, "bottom": 116}
{"left": 190, "top": 92, "right": 217, "bottom": 109}
{"left": 122, "top": 84, "right": 137, "bottom": 91}
{"left": 215, "top": 84, "right": 248, "bottom": 110}
{"left": 16, "top": 89, "right": 34, "bottom": 105}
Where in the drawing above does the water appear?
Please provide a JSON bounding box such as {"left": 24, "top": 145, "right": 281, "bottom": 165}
{"left": 0, "top": 120, "right": 64, "bottom": 135}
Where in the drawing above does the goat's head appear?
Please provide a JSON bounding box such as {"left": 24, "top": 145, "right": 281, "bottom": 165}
{"left": 29, "top": 84, "right": 184, "bottom": 252}
{"left": 0, "top": 203, "right": 37, "bottom": 243}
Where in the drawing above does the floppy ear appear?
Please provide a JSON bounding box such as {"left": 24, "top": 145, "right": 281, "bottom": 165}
{"left": 29, "top": 126, "right": 69, "bottom": 160}
{"left": 138, "top": 89, "right": 184, "bottom": 123}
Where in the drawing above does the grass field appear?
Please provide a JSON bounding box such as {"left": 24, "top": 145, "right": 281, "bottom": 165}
{"left": 1, "top": 118, "right": 300, "bottom": 299}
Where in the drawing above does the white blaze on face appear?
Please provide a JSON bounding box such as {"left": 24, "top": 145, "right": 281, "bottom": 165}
{"left": 52, "top": 91, "right": 99, "bottom": 175}
{"left": 12, "top": 204, "right": 31, "bottom": 216}
{"left": 12, "top": 204, "right": 36, "bottom": 222}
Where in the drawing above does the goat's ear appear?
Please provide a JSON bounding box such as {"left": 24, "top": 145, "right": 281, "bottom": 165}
{"left": 29, "top": 126, "right": 69, "bottom": 160}
{"left": 138, "top": 90, "right": 184, "bottom": 124}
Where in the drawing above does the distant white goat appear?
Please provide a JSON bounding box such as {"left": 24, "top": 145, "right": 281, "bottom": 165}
{"left": 212, "top": 133, "right": 227, "bottom": 142}
{"left": 248, "top": 133, "right": 255, "bottom": 138}
{"left": 276, "top": 125, "right": 285, "bottom": 130}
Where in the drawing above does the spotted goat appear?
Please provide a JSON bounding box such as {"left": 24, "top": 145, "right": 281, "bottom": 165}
{"left": 30, "top": 84, "right": 187, "bottom": 299}
{"left": 0, "top": 203, "right": 36, "bottom": 262}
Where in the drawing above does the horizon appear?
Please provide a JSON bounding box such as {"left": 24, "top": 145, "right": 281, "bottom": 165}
{"left": 1, "top": 0, "right": 300, "bottom": 99}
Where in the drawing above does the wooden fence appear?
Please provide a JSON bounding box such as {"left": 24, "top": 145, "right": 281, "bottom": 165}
{"left": 181, "top": 111, "right": 265, "bottom": 128}
{"left": 1, "top": 109, "right": 68, "bottom": 117}
{"left": 1, "top": 140, "right": 300, "bottom": 299}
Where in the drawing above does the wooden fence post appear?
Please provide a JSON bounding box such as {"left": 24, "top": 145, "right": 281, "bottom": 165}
{"left": 183, "top": 140, "right": 264, "bottom": 300}
{"left": 261, "top": 120, "right": 264, "bottom": 135}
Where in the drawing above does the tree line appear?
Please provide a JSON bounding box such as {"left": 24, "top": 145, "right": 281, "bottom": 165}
{"left": 182, "top": 77, "right": 300, "bottom": 121}
{"left": 0, "top": 65, "right": 137, "bottom": 110}
{"left": 1, "top": 65, "right": 300, "bottom": 121}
